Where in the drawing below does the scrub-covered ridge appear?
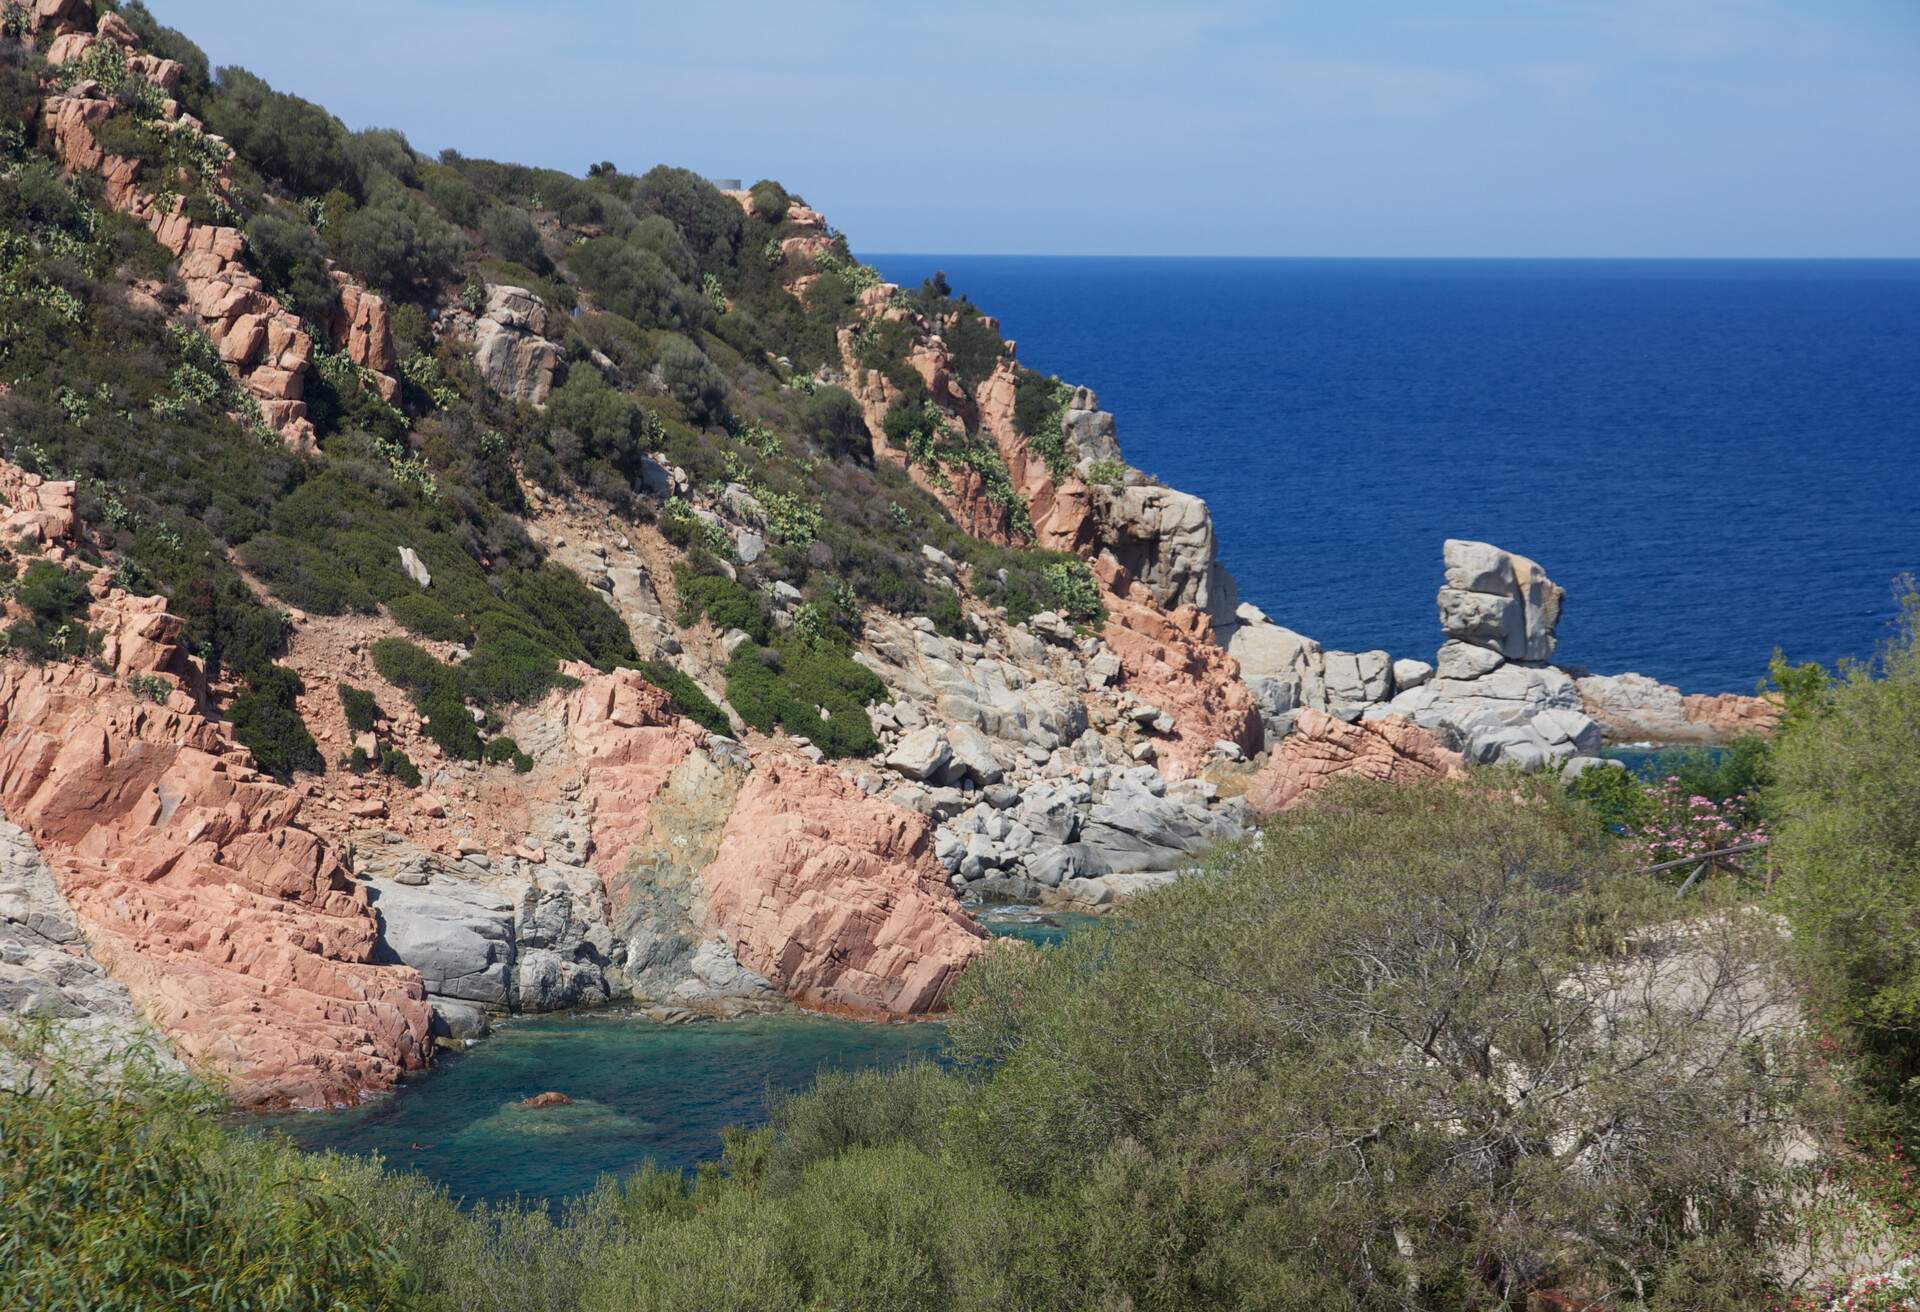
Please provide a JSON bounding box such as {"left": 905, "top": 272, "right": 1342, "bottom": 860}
{"left": 0, "top": 0, "right": 1773, "bottom": 1106}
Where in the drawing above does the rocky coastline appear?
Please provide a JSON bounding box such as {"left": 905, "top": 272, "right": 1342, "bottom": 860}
{"left": 0, "top": 0, "right": 1778, "bottom": 1109}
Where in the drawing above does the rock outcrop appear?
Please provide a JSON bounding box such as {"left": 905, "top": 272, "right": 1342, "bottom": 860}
{"left": 1245, "top": 709, "right": 1466, "bottom": 816}
{"left": 471, "top": 285, "right": 565, "bottom": 407}
{"left": 1576, "top": 672, "right": 1780, "bottom": 745}
{"left": 0, "top": 663, "right": 432, "bottom": 1108}
{"left": 1436, "top": 538, "right": 1564, "bottom": 663}
{"left": 559, "top": 669, "right": 988, "bottom": 1016}
{"left": 703, "top": 757, "right": 986, "bottom": 1014}
{"left": 30, "top": 4, "right": 401, "bottom": 446}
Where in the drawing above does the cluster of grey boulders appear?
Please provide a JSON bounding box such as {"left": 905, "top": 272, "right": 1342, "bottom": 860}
{"left": 854, "top": 613, "right": 1249, "bottom": 907}
{"left": 1220, "top": 539, "right": 1609, "bottom": 775}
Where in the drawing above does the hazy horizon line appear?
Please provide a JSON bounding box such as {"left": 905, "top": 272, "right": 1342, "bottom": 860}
{"left": 862, "top": 251, "right": 1920, "bottom": 262}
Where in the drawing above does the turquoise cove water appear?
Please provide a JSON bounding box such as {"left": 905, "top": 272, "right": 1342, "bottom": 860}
{"left": 274, "top": 1011, "right": 945, "bottom": 1205}
{"left": 274, "top": 911, "right": 1102, "bottom": 1204}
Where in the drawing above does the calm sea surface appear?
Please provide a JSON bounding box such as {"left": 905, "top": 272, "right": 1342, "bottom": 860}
{"left": 869, "top": 256, "right": 1920, "bottom": 693}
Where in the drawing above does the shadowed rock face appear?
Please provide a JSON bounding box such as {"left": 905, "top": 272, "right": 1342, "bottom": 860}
{"left": 1244, "top": 709, "right": 1466, "bottom": 817}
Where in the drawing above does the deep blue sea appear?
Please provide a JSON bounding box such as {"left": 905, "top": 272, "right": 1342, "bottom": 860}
{"left": 867, "top": 256, "right": 1920, "bottom": 694}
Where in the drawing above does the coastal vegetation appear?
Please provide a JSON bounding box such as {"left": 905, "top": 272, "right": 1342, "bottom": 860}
{"left": 4, "top": 6, "right": 1918, "bottom": 1306}
{"left": 12, "top": 609, "right": 1919, "bottom": 1308}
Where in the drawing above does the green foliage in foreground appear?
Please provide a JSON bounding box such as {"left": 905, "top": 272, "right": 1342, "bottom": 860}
{"left": 0, "top": 1026, "right": 414, "bottom": 1311}
{"left": 1774, "top": 592, "right": 1920, "bottom": 1125}
{"left": 3, "top": 778, "right": 1823, "bottom": 1311}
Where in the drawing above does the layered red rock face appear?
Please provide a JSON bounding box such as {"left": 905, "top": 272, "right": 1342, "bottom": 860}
{"left": 701, "top": 757, "right": 986, "bottom": 1015}
{"left": 562, "top": 669, "right": 705, "bottom": 883}
{"left": 0, "top": 664, "right": 432, "bottom": 1108}
{"left": 562, "top": 669, "right": 986, "bottom": 1015}
{"left": 1244, "top": 709, "right": 1467, "bottom": 816}
{"left": 32, "top": 8, "right": 401, "bottom": 445}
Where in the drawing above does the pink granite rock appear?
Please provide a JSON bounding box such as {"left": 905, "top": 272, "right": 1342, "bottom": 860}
{"left": 0, "top": 663, "right": 432, "bottom": 1109}
{"left": 698, "top": 756, "right": 986, "bottom": 1015}
{"left": 1245, "top": 709, "right": 1466, "bottom": 817}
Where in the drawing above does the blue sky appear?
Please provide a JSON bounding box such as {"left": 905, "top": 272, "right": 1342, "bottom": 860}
{"left": 149, "top": 0, "right": 1920, "bottom": 257}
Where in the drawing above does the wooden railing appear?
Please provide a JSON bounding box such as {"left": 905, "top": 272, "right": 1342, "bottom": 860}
{"left": 1645, "top": 838, "right": 1772, "bottom": 898}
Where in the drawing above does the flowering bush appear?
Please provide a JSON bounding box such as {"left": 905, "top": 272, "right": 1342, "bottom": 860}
{"left": 1823, "top": 1255, "right": 1920, "bottom": 1310}
{"left": 1623, "top": 774, "right": 1768, "bottom": 871}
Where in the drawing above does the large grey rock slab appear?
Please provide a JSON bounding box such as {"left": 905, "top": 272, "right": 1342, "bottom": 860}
{"left": 472, "top": 285, "right": 563, "bottom": 407}
{"left": 1078, "top": 777, "right": 1244, "bottom": 874}
{"left": 1435, "top": 539, "right": 1564, "bottom": 662}
{"left": 365, "top": 877, "right": 516, "bottom": 1006}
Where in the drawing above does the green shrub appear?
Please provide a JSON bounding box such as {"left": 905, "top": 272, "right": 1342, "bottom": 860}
{"left": 656, "top": 335, "right": 728, "bottom": 423}
{"left": 1567, "top": 761, "right": 1654, "bottom": 830}
{"left": 479, "top": 204, "right": 546, "bottom": 271}
{"left": 567, "top": 236, "right": 704, "bottom": 334}
{"left": 331, "top": 186, "right": 465, "bottom": 297}
{"left": 15, "top": 560, "right": 91, "bottom": 623}
{"left": 337, "top": 681, "right": 383, "bottom": 734}
{"left": 724, "top": 638, "right": 883, "bottom": 758}
{"left": 1040, "top": 557, "right": 1102, "bottom": 624}
{"left": 458, "top": 630, "right": 573, "bottom": 706}
{"left": 381, "top": 746, "right": 422, "bottom": 788}
{"left": 228, "top": 665, "right": 323, "bottom": 780}
{"left": 0, "top": 1025, "right": 413, "bottom": 1311}
{"left": 640, "top": 657, "right": 731, "bottom": 736}
{"left": 385, "top": 591, "right": 472, "bottom": 644}
{"left": 1775, "top": 595, "right": 1920, "bottom": 1121}
{"left": 630, "top": 164, "right": 742, "bottom": 272}
{"left": 747, "top": 178, "right": 791, "bottom": 223}
{"left": 417, "top": 682, "right": 482, "bottom": 760}
{"left": 942, "top": 305, "right": 1005, "bottom": 392}
{"left": 676, "top": 569, "right": 771, "bottom": 643}
{"left": 1012, "top": 368, "right": 1072, "bottom": 478}
{"left": 1084, "top": 456, "right": 1126, "bottom": 487}
{"left": 928, "top": 590, "right": 965, "bottom": 638}
{"left": 245, "top": 212, "right": 336, "bottom": 321}
{"left": 370, "top": 636, "right": 450, "bottom": 694}
{"left": 484, "top": 735, "right": 534, "bottom": 772}
{"left": 203, "top": 66, "right": 356, "bottom": 198}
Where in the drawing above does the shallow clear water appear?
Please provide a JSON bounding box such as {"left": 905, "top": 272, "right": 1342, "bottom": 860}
{"left": 273, "top": 913, "right": 1101, "bottom": 1204}
{"left": 273, "top": 1011, "right": 944, "bottom": 1205}
{"left": 867, "top": 255, "right": 1920, "bottom": 694}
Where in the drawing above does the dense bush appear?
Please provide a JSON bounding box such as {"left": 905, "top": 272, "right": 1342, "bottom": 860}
{"left": 386, "top": 591, "right": 473, "bottom": 644}
{"left": 479, "top": 204, "right": 546, "bottom": 272}
{"left": 203, "top": 67, "right": 356, "bottom": 199}
{"left": 723, "top": 638, "right": 884, "bottom": 758}
{"left": 639, "top": 657, "right": 730, "bottom": 737}
{"left": 747, "top": 178, "right": 791, "bottom": 222}
{"left": 567, "top": 236, "right": 703, "bottom": 334}
{"left": 655, "top": 335, "right": 728, "bottom": 424}
{"left": 14, "top": 560, "right": 91, "bottom": 623}
{"left": 228, "top": 664, "right": 324, "bottom": 779}
{"left": 675, "top": 569, "right": 770, "bottom": 643}
{"left": 245, "top": 212, "right": 336, "bottom": 320}
{"left": 1775, "top": 594, "right": 1920, "bottom": 1123}
{"left": 332, "top": 185, "right": 466, "bottom": 297}
{"left": 629, "top": 165, "right": 741, "bottom": 273}
{"left": 337, "top": 681, "right": 383, "bottom": 734}
{"left": 0, "top": 1025, "right": 413, "bottom": 1310}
